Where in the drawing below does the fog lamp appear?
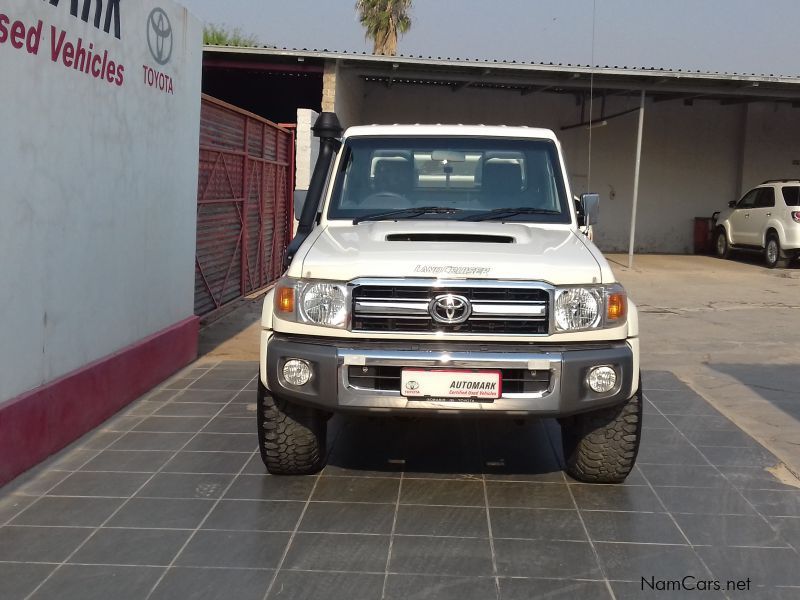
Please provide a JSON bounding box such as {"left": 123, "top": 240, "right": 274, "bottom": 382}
{"left": 588, "top": 366, "right": 617, "bottom": 393}
{"left": 283, "top": 359, "right": 312, "bottom": 386}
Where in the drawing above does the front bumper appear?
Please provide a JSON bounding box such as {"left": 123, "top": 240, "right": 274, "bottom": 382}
{"left": 265, "top": 335, "right": 636, "bottom": 416}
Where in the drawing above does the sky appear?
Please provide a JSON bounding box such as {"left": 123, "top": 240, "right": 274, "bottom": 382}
{"left": 181, "top": 0, "right": 800, "bottom": 77}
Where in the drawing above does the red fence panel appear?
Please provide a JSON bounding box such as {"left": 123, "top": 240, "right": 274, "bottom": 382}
{"left": 195, "top": 95, "right": 294, "bottom": 316}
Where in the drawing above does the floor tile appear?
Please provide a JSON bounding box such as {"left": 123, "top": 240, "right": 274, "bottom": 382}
{"left": 110, "top": 432, "right": 193, "bottom": 451}
{"left": 225, "top": 475, "right": 315, "bottom": 501}
{"left": 668, "top": 415, "right": 740, "bottom": 432}
{"left": 69, "top": 528, "right": 191, "bottom": 566}
{"left": 582, "top": 511, "right": 685, "bottom": 544}
{"left": 673, "top": 513, "right": 787, "bottom": 547}
{"left": 268, "top": 570, "right": 384, "bottom": 600}
{"left": 300, "top": 501, "right": 395, "bottom": 534}
{"left": 176, "top": 530, "right": 289, "bottom": 568}
{"left": 499, "top": 577, "right": 612, "bottom": 600}
{"left": 151, "top": 566, "right": 272, "bottom": 600}
{"left": 697, "top": 546, "right": 800, "bottom": 587}
{"left": 400, "top": 478, "right": 484, "bottom": 507}
{"left": 0, "top": 494, "right": 36, "bottom": 524}
{"left": 486, "top": 482, "right": 573, "bottom": 509}
{"left": 9, "top": 471, "right": 71, "bottom": 496}
{"left": 189, "top": 378, "right": 252, "bottom": 391}
{"left": 684, "top": 429, "right": 763, "bottom": 447}
{"left": 203, "top": 417, "right": 255, "bottom": 434}
{"left": 28, "top": 564, "right": 163, "bottom": 600}
{"left": 43, "top": 449, "right": 100, "bottom": 471}
{"left": 570, "top": 484, "right": 662, "bottom": 512}
{"left": 638, "top": 464, "right": 728, "bottom": 488}
{"left": 699, "top": 446, "right": 780, "bottom": 468}
{"left": 11, "top": 496, "right": 123, "bottom": 527}
{"left": 242, "top": 455, "right": 269, "bottom": 475}
{"left": 595, "top": 542, "right": 709, "bottom": 582}
{"left": 80, "top": 450, "right": 174, "bottom": 473}
{"left": 79, "top": 431, "right": 124, "bottom": 450}
{"left": 48, "top": 471, "right": 150, "bottom": 497}
{"left": 154, "top": 403, "right": 222, "bottom": 417}
{"left": 312, "top": 476, "right": 399, "bottom": 503}
{"left": 0, "top": 562, "right": 55, "bottom": 600}
{"left": 654, "top": 486, "right": 756, "bottom": 515}
{"left": 636, "top": 443, "right": 709, "bottom": 465}
{"left": 389, "top": 534, "right": 494, "bottom": 576}
{"left": 133, "top": 416, "right": 212, "bottom": 433}
{"left": 102, "top": 416, "right": 146, "bottom": 432}
{"left": 490, "top": 507, "right": 585, "bottom": 541}
{"left": 394, "top": 504, "right": 488, "bottom": 537}
{"left": 386, "top": 574, "right": 497, "bottom": 600}
{"left": 204, "top": 499, "right": 304, "bottom": 531}
{"left": 219, "top": 402, "right": 256, "bottom": 417}
{"left": 137, "top": 473, "right": 233, "bottom": 500}
{"left": 184, "top": 433, "right": 257, "bottom": 453}
{"left": 161, "top": 451, "right": 249, "bottom": 474}
{"left": 638, "top": 428, "right": 687, "bottom": 445}
{"left": 282, "top": 532, "right": 389, "bottom": 572}
{"left": 172, "top": 390, "right": 236, "bottom": 403}
{"left": 0, "top": 526, "right": 92, "bottom": 562}
{"left": 494, "top": 538, "right": 600, "bottom": 578}
{"left": 719, "top": 466, "right": 800, "bottom": 491}
{"left": 612, "top": 580, "right": 724, "bottom": 599}
{"left": 107, "top": 498, "right": 214, "bottom": 529}
{"left": 741, "top": 489, "right": 800, "bottom": 517}
{"left": 767, "top": 517, "right": 800, "bottom": 548}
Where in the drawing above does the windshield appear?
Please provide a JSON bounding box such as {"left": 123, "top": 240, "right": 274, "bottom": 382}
{"left": 327, "top": 136, "right": 571, "bottom": 223}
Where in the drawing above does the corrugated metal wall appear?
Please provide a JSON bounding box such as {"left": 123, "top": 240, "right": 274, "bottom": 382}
{"left": 195, "top": 95, "right": 294, "bottom": 316}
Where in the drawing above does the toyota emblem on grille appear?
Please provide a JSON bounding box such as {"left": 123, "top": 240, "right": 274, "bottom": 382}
{"left": 429, "top": 294, "right": 472, "bottom": 325}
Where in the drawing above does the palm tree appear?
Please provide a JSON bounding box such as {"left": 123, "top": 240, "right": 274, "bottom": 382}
{"left": 356, "top": 0, "right": 413, "bottom": 56}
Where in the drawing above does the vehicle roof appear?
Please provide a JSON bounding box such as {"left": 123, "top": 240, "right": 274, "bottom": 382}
{"left": 759, "top": 179, "right": 800, "bottom": 186}
{"left": 343, "top": 124, "right": 559, "bottom": 141}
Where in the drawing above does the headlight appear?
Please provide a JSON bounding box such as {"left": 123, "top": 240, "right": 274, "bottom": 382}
{"left": 555, "top": 288, "right": 602, "bottom": 331}
{"left": 554, "top": 284, "right": 627, "bottom": 332}
{"left": 301, "top": 283, "right": 347, "bottom": 326}
{"left": 274, "top": 278, "right": 350, "bottom": 329}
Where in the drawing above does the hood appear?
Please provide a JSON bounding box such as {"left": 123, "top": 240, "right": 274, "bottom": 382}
{"left": 296, "top": 221, "right": 605, "bottom": 285}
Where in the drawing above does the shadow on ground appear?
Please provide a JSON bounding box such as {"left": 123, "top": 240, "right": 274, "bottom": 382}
{"left": 706, "top": 363, "right": 800, "bottom": 421}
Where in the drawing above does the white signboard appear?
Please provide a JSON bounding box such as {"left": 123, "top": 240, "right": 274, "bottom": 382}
{"left": 0, "top": 0, "right": 202, "bottom": 402}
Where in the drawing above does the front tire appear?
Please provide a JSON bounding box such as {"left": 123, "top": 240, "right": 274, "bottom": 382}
{"left": 257, "top": 379, "right": 327, "bottom": 475}
{"left": 714, "top": 228, "right": 730, "bottom": 259}
{"left": 560, "top": 377, "right": 643, "bottom": 483}
{"left": 765, "top": 234, "right": 788, "bottom": 269}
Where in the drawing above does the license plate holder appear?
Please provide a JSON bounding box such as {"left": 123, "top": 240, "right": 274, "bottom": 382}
{"left": 401, "top": 369, "right": 502, "bottom": 400}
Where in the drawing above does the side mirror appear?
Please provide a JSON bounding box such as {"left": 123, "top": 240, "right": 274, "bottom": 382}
{"left": 579, "top": 193, "right": 600, "bottom": 226}
{"left": 728, "top": 200, "right": 737, "bottom": 208}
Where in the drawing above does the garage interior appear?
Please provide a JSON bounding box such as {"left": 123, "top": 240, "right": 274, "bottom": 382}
{"left": 203, "top": 46, "right": 800, "bottom": 257}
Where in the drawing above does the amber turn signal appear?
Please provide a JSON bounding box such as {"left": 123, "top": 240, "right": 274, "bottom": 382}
{"left": 277, "top": 286, "right": 295, "bottom": 313}
{"left": 607, "top": 292, "right": 626, "bottom": 321}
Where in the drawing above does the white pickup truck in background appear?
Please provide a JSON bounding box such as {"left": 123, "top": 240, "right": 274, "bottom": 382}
{"left": 258, "top": 115, "right": 642, "bottom": 483}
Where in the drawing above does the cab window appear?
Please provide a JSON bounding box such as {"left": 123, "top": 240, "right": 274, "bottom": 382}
{"left": 754, "top": 188, "right": 775, "bottom": 208}
{"left": 736, "top": 189, "right": 759, "bottom": 209}
{"left": 782, "top": 186, "right": 800, "bottom": 206}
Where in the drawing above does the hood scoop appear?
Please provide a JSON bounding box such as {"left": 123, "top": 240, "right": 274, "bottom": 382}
{"left": 385, "top": 233, "right": 515, "bottom": 244}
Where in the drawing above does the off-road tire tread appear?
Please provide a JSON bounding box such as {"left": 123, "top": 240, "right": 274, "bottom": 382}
{"left": 561, "top": 377, "right": 643, "bottom": 483}
{"left": 257, "top": 380, "right": 326, "bottom": 475}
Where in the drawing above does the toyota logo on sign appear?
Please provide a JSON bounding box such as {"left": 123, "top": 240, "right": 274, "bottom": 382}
{"left": 147, "top": 8, "right": 173, "bottom": 65}
{"left": 429, "top": 294, "right": 472, "bottom": 325}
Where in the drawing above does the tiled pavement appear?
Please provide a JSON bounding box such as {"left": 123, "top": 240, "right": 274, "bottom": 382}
{"left": 1, "top": 364, "right": 799, "bottom": 600}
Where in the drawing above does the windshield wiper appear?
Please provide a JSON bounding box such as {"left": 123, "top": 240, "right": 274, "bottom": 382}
{"left": 460, "top": 207, "right": 562, "bottom": 222}
{"left": 353, "top": 206, "right": 462, "bottom": 224}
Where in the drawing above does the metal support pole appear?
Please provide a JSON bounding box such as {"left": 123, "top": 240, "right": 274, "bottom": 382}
{"left": 628, "top": 90, "right": 646, "bottom": 269}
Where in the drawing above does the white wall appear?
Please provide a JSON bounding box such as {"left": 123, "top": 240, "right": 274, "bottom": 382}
{"left": 0, "top": 0, "right": 202, "bottom": 402}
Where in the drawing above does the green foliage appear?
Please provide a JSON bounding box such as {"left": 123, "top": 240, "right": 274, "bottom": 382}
{"left": 203, "top": 24, "right": 259, "bottom": 47}
{"left": 356, "top": 0, "right": 413, "bottom": 56}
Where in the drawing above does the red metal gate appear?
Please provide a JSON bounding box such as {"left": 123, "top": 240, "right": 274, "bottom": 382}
{"left": 195, "top": 95, "right": 294, "bottom": 316}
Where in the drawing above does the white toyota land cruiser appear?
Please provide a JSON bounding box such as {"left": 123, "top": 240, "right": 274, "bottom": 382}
{"left": 258, "top": 114, "right": 642, "bottom": 483}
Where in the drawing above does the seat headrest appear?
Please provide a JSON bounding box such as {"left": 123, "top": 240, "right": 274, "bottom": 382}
{"left": 482, "top": 162, "right": 522, "bottom": 196}
{"left": 374, "top": 160, "right": 413, "bottom": 193}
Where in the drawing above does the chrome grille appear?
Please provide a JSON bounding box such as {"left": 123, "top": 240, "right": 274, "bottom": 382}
{"left": 350, "top": 280, "right": 550, "bottom": 335}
